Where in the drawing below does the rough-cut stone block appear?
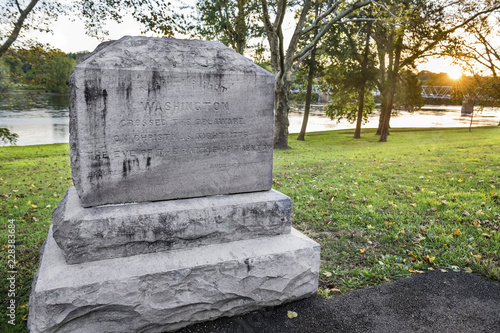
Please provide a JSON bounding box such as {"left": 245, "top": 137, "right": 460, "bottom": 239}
{"left": 52, "top": 187, "right": 293, "bottom": 264}
{"left": 70, "top": 36, "right": 274, "bottom": 207}
{"left": 28, "top": 227, "right": 320, "bottom": 333}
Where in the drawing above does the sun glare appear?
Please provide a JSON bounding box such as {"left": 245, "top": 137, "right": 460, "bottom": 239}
{"left": 447, "top": 67, "right": 463, "bottom": 80}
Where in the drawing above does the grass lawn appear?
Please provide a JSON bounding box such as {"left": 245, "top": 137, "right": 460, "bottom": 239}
{"left": 1, "top": 127, "right": 499, "bottom": 332}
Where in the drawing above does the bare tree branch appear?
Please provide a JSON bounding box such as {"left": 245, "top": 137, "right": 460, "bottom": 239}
{"left": 0, "top": 0, "right": 40, "bottom": 57}
{"left": 286, "top": 0, "right": 312, "bottom": 65}
{"left": 402, "top": 3, "right": 500, "bottom": 67}
{"left": 293, "top": 48, "right": 312, "bottom": 70}
{"left": 372, "top": 1, "right": 397, "bottom": 18}
{"left": 14, "top": 0, "right": 23, "bottom": 14}
{"left": 274, "top": 0, "right": 287, "bottom": 29}
{"left": 300, "top": 1, "right": 340, "bottom": 36}
{"left": 293, "top": 0, "right": 374, "bottom": 62}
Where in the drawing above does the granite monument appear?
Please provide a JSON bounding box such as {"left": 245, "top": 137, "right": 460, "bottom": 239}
{"left": 28, "top": 36, "right": 320, "bottom": 333}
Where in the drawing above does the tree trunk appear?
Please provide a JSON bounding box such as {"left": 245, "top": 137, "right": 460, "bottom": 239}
{"left": 274, "top": 78, "right": 291, "bottom": 149}
{"left": 297, "top": 46, "right": 316, "bottom": 141}
{"left": 378, "top": 91, "right": 394, "bottom": 142}
{"left": 354, "top": 23, "right": 372, "bottom": 139}
{"left": 376, "top": 96, "right": 385, "bottom": 135}
{"left": 354, "top": 83, "right": 366, "bottom": 139}
{"left": 379, "top": 33, "right": 403, "bottom": 142}
{"left": 235, "top": 0, "right": 246, "bottom": 54}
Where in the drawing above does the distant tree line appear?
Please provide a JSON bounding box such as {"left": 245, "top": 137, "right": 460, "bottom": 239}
{"left": 0, "top": 47, "right": 87, "bottom": 94}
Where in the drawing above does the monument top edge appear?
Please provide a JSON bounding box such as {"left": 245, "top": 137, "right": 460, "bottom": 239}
{"left": 76, "top": 36, "right": 273, "bottom": 76}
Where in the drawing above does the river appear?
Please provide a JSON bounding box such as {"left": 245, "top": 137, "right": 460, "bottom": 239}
{"left": 0, "top": 91, "right": 499, "bottom": 146}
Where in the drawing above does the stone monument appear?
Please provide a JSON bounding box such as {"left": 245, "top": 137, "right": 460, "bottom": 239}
{"left": 28, "top": 36, "right": 320, "bottom": 332}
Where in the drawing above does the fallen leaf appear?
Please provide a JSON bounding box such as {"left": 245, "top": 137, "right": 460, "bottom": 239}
{"left": 464, "top": 267, "right": 473, "bottom": 273}
{"left": 463, "top": 210, "right": 470, "bottom": 216}
{"left": 322, "top": 271, "right": 332, "bottom": 277}
{"left": 360, "top": 248, "right": 366, "bottom": 254}
{"left": 482, "top": 233, "right": 491, "bottom": 239}
{"left": 440, "top": 269, "right": 447, "bottom": 273}
{"left": 287, "top": 311, "right": 298, "bottom": 319}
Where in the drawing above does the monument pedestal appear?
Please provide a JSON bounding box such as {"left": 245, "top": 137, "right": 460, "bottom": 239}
{"left": 28, "top": 227, "right": 319, "bottom": 333}
{"left": 52, "top": 187, "right": 293, "bottom": 264}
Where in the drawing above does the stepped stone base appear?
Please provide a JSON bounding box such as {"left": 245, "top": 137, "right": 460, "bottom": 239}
{"left": 28, "top": 226, "right": 320, "bottom": 333}
{"left": 53, "top": 187, "right": 292, "bottom": 264}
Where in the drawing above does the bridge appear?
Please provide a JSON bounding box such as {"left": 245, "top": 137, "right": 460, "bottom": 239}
{"left": 421, "top": 85, "right": 453, "bottom": 99}
{"left": 294, "top": 85, "right": 456, "bottom": 100}
{"left": 373, "top": 86, "right": 455, "bottom": 99}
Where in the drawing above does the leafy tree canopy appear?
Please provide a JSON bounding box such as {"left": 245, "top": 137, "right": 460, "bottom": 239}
{"left": 174, "top": 0, "right": 265, "bottom": 54}
{"left": 0, "top": 0, "right": 175, "bottom": 57}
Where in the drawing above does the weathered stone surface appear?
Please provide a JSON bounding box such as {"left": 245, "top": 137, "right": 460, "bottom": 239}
{"left": 52, "top": 187, "right": 293, "bottom": 264}
{"left": 70, "top": 36, "right": 275, "bottom": 207}
{"left": 28, "top": 227, "right": 320, "bottom": 333}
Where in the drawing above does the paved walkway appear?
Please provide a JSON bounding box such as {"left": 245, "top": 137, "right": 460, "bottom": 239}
{"left": 176, "top": 271, "right": 500, "bottom": 333}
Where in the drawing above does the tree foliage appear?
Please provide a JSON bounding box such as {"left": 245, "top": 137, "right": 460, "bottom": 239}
{"left": 40, "top": 50, "right": 76, "bottom": 93}
{"left": 394, "top": 69, "right": 424, "bottom": 111}
{"left": 176, "top": 0, "right": 264, "bottom": 54}
{"left": 0, "top": 60, "right": 12, "bottom": 94}
{"left": 0, "top": 128, "right": 19, "bottom": 145}
{"left": 370, "top": 0, "right": 500, "bottom": 142}
{"left": 261, "top": 0, "right": 375, "bottom": 149}
{"left": 0, "top": 0, "right": 174, "bottom": 57}
{"left": 2, "top": 46, "right": 76, "bottom": 93}
{"left": 442, "top": 8, "right": 500, "bottom": 104}
{"left": 326, "top": 88, "right": 376, "bottom": 124}
{"left": 323, "top": 16, "right": 377, "bottom": 139}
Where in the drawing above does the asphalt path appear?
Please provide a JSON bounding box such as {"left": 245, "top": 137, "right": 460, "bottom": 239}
{"left": 175, "top": 271, "right": 500, "bottom": 333}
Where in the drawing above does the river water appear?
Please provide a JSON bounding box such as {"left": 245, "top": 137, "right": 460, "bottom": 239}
{"left": 1, "top": 91, "right": 499, "bottom": 146}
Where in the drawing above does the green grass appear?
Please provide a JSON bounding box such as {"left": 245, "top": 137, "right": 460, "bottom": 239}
{"left": 275, "top": 127, "right": 500, "bottom": 296}
{"left": 0, "top": 127, "right": 499, "bottom": 331}
{"left": 0, "top": 144, "right": 72, "bottom": 332}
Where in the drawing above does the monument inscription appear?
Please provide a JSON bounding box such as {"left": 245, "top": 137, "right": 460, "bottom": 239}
{"left": 70, "top": 37, "right": 274, "bottom": 207}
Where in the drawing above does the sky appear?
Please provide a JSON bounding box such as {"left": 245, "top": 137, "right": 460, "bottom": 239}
{"left": 25, "top": 9, "right": 463, "bottom": 77}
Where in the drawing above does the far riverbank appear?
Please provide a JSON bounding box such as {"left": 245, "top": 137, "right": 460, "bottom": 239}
{"left": 1, "top": 90, "right": 499, "bottom": 146}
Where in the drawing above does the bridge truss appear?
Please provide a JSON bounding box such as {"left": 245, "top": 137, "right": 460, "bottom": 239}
{"left": 421, "top": 85, "right": 453, "bottom": 99}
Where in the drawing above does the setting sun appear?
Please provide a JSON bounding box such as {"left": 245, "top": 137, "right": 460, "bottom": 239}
{"left": 417, "top": 57, "right": 464, "bottom": 80}
{"left": 447, "top": 66, "right": 463, "bottom": 80}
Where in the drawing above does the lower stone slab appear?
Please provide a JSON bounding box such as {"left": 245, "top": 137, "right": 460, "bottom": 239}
{"left": 28, "top": 226, "right": 320, "bottom": 333}
{"left": 53, "top": 187, "right": 292, "bottom": 264}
